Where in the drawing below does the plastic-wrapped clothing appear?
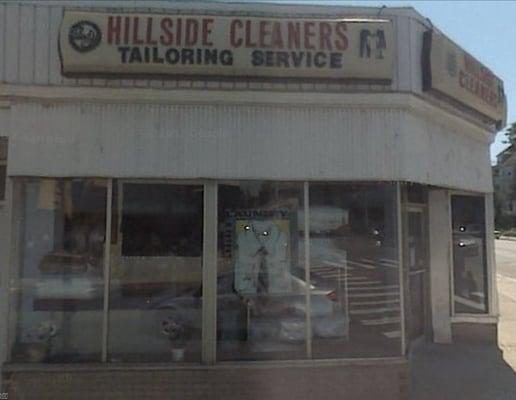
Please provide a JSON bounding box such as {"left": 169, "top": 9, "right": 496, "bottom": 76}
{"left": 234, "top": 219, "right": 290, "bottom": 295}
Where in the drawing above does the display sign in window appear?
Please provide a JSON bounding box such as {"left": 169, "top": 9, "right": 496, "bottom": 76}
{"left": 217, "top": 181, "right": 307, "bottom": 361}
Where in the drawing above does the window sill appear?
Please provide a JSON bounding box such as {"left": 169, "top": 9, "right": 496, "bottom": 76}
{"left": 3, "top": 356, "right": 407, "bottom": 373}
{"left": 451, "top": 315, "right": 498, "bottom": 324}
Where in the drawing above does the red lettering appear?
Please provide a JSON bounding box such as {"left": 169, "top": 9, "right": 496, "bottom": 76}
{"left": 259, "top": 21, "right": 271, "bottom": 48}
{"left": 335, "top": 22, "right": 348, "bottom": 51}
{"left": 319, "top": 22, "right": 332, "bottom": 50}
{"left": 185, "top": 18, "right": 198, "bottom": 46}
{"left": 160, "top": 18, "right": 173, "bottom": 45}
{"left": 132, "top": 17, "right": 144, "bottom": 45}
{"left": 464, "top": 54, "right": 477, "bottom": 75}
{"left": 304, "top": 22, "right": 316, "bottom": 50}
{"left": 459, "top": 71, "right": 466, "bottom": 88}
{"left": 479, "top": 66, "right": 494, "bottom": 86}
{"left": 202, "top": 18, "right": 214, "bottom": 46}
{"left": 107, "top": 16, "right": 121, "bottom": 45}
{"left": 270, "top": 22, "right": 284, "bottom": 49}
{"left": 176, "top": 19, "right": 182, "bottom": 46}
{"left": 145, "top": 17, "right": 157, "bottom": 45}
{"left": 287, "top": 22, "right": 301, "bottom": 49}
{"left": 123, "top": 17, "right": 130, "bottom": 45}
{"left": 230, "top": 19, "right": 243, "bottom": 47}
{"left": 245, "top": 20, "right": 257, "bottom": 48}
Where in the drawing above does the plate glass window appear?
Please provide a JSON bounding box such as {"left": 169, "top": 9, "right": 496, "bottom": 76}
{"left": 0, "top": 137, "right": 7, "bottom": 201}
{"left": 107, "top": 182, "right": 204, "bottom": 363}
{"left": 308, "top": 183, "right": 402, "bottom": 358}
{"left": 10, "top": 178, "right": 107, "bottom": 362}
{"left": 451, "top": 195, "right": 488, "bottom": 314}
{"left": 217, "top": 181, "right": 306, "bottom": 361}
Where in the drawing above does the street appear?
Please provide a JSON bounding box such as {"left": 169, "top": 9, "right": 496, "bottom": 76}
{"left": 496, "top": 239, "right": 516, "bottom": 368}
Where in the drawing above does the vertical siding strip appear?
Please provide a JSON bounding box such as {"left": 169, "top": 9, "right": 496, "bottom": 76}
{"left": 34, "top": 5, "right": 50, "bottom": 84}
{"left": 48, "top": 6, "right": 66, "bottom": 85}
{"left": 0, "top": 4, "right": 5, "bottom": 82}
{"left": 19, "top": 4, "right": 35, "bottom": 84}
{"left": 4, "top": 3, "right": 19, "bottom": 82}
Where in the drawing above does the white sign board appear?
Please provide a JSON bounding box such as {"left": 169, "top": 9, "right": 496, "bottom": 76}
{"left": 423, "top": 31, "right": 506, "bottom": 127}
{"left": 59, "top": 11, "right": 394, "bottom": 81}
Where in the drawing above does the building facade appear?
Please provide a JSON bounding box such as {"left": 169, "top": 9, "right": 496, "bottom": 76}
{"left": 493, "top": 146, "right": 516, "bottom": 227}
{"left": 0, "top": 2, "right": 506, "bottom": 399}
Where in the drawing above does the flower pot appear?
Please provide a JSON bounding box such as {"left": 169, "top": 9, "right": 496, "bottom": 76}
{"left": 24, "top": 342, "right": 49, "bottom": 363}
{"left": 171, "top": 348, "right": 185, "bottom": 362}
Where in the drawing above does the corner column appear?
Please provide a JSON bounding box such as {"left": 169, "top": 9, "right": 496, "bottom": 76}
{"left": 428, "top": 189, "right": 452, "bottom": 343}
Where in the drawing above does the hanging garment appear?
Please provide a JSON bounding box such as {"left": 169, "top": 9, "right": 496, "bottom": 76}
{"left": 234, "top": 219, "right": 290, "bottom": 295}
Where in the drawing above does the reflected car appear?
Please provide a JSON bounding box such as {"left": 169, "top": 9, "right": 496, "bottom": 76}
{"left": 147, "top": 268, "right": 349, "bottom": 344}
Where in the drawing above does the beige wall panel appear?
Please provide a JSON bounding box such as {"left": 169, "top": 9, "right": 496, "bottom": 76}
{"left": 6, "top": 101, "right": 492, "bottom": 193}
{"left": 0, "top": 2, "right": 405, "bottom": 92}
{"left": 402, "top": 112, "right": 492, "bottom": 192}
{"left": 428, "top": 189, "right": 452, "bottom": 344}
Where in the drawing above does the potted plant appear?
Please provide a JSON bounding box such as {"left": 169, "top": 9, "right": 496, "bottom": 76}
{"left": 161, "top": 316, "right": 188, "bottom": 362}
{"left": 20, "top": 321, "right": 58, "bottom": 363}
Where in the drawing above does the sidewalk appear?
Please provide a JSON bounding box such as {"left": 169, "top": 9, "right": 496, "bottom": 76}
{"left": 410, "top": 342, "right": 516, "bottom": 400}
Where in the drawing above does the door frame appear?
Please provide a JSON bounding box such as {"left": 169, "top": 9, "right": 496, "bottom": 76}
{"left": 402, "top": 194, "right": 431, "bottom": 344}
{"left": 105, "top": 179, "right": 213, "bottom": 362}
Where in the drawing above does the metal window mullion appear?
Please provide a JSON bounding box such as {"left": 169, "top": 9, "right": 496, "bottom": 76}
{"left": 485, "top": 193, "right": 497, "bottom": 316}
{"left": 304, "top": 182, "right": 312, "bottom": 359}
{"left": 4, "top": 178, "right": 19, "bottom": 364}
{"left": 202, "top": 181, "right": 218, "bottom": 365}
{"left": 397, "top": 182, "right": 407, "bottom": 356}
{"left": 448, "top": 192, "right": 455, "bottom": 317}
{"left": 101, "top": 179, "right": 113, "bottom": 362}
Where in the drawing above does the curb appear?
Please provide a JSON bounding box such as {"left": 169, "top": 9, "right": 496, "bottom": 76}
{"left": 498, "top": 236, "right": 516, "bottom": 241}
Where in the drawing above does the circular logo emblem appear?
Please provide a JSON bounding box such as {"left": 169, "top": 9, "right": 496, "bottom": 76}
{"left": 68, "top": 20, "right": 101, "bottom": 53}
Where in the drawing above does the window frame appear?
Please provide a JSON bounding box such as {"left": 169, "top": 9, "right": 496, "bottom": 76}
{"left": 8, "top": 178, "right": 407, "bottom": 365}
{"left": 105, "top": 178, "right": 209, "bottom": 363}
{"left": 0, "top": 137, "right": 7, "bottom": 204}
{"left": 449, "top": 191, "right": 491, "bottom": 317}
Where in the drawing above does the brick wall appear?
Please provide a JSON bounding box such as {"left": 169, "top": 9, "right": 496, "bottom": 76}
{"left": 3, "top": 360, "right": 409, "bottom": 400}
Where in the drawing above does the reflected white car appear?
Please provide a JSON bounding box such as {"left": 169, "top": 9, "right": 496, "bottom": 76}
{"left": 148, "top": 268, "right": 349, "bottom": 344}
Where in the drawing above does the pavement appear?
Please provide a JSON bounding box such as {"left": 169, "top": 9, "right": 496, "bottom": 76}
{"left": 410, "top": 239, "right": 516, "bottom": 400}
{"left": 496, "top": 239, "right": 516, "bottom": 368}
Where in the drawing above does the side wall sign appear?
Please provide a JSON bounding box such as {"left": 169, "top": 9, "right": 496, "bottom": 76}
{"left": 59, "top": 11, "right": 394, "bottom": 81}
{"left": 422, "top": 30, "right": 507, "bottom": 127}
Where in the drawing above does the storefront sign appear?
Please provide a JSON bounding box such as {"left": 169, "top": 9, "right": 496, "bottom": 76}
{"left": 59, "top": 11, "right": 394, "bottom": 80}
{"left": 422, "top": 31, "right": 506, "bottom": 127}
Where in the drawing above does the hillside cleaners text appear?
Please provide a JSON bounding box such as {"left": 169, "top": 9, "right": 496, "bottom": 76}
{"left": 108, "top": 16, "right": 350, "bottom": 69}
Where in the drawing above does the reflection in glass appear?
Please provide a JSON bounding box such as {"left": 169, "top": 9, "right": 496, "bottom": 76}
{"left": 10, "top": 178, "right": 107, "bottom": 363}
{"left": 108, "top": 183, "right": 203, "bottom": 363}
{"left": 309, "top": 183, "right": 401, "bottom": 358}
{"left": 217, "top": 182, "right": 306, "bottom": 361}
{"left": 0, "top": 165, "right": 6, "bottom": 200}
{"left": 406, "top": 209, "right": 428, "bottom": 340}
{"left": 451, "top": 195, "right": 488, "bottom": 314}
